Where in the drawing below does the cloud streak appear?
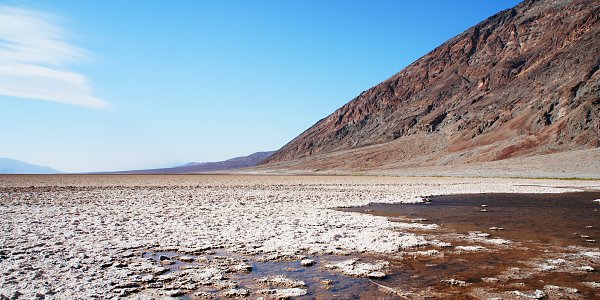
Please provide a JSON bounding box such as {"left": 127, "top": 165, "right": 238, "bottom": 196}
{"left": 0, "top": 5, "right": 108, "bottom": 109}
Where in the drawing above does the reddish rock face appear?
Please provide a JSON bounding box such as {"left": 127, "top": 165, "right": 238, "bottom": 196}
{"left": 264, "top": 0, "right": 599, "bottom": 169}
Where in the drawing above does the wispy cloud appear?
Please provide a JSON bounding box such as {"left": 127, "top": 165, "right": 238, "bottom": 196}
{"left": 0, "top": 5, "right": 108, "bottom": 109}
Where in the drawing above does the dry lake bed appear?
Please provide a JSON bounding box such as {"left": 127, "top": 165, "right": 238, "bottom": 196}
{"left": 1, "top": 175, "right": 599, "bottom": 299}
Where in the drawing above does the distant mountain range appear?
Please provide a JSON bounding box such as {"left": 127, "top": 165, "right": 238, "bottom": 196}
{"left": 113, "top": 151, "right": 275, "bottom": 174}
{"left": 0, "top": 158, "right": 62, "bottom": 174}
{"left": 263, "top": 0, "right": 599, "bottom": 171}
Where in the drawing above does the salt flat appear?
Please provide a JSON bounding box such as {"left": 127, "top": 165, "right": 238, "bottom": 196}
{"left": 0, "top": 175, "right": 598, "bottom": 299}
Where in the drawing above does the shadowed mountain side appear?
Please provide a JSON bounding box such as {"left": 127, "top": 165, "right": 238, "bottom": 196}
{"left": 263, "top": 0, "right": 600, "bottom": 171}
{"left": 111, "top": 151, "right": 275, "bottom": 174}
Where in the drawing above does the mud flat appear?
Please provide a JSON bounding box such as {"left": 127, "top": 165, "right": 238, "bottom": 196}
{"left": 0, "top": 175, "right": 598, "bottom": 299}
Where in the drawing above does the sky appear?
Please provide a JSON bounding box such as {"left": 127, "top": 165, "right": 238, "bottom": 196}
{"left": 0, "top": 0, "right": 522, "bottom": 172}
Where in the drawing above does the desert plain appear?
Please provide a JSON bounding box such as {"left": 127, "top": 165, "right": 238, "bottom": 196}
{"left": 1, "top": 174, "right": 599, "bottom": 299}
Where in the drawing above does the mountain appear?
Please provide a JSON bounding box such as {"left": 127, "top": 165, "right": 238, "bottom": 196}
{"left": 0, "top": 158, "right": 62, "bottom": 174}
{"left": 263, "top": 0, "right": 599, "bottom": 172}
{"left": 115, "top": 151, "right": 275, "bottom": 174}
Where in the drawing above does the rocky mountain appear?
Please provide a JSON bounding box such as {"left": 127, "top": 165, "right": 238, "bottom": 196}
{"left": 0, "top": 158, "right": 62, "bottom": 174}
{"left": 263, "top": 0, "right": 599, "bottom": 170}
{"left": 115, "top": 151, "right": 275, "bottom": 174}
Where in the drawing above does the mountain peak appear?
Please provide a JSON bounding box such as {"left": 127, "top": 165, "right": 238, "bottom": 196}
{"left": 264, "top": 0, "right": 599, "bottom": 169}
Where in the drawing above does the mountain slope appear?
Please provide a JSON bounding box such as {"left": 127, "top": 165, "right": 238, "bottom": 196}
{"left": 0, "top": 158, "right": 62, "bottom": 174}
{"left": 264, "top": 0, "right": 599, "bottom": 170}
{"left": 115, "top": 151, "right": 275, "bottom": 174}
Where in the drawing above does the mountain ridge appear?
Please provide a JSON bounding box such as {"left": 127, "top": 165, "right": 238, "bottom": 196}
{"left": 263, "top": 0, "right": 599, "bottom": 170}
{"left": 111, "top": 151, "right": 275, "bottom": 174}
{"left": 0, "top": 157, "right": 62, "bottom": 174}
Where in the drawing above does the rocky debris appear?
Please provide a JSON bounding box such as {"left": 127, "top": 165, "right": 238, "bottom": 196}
{"left": 367, "top": 271, "right": 387, "bottom": 279}
{"left": 543, "top": 285, "right": 578, "bottom": 297}
{"left": 581, "top": 251, "right": 600, "bottom": 259}
{"left": 441, "top": 279, "right": 470, "bottom": 287}
{"left": 582, "top": 281, "right": 600, "bottom": 289}
{"left": 465, "top": 231, "right": 511, "bottom": 245}
{"left": 471, "top": 232, "right": 491, "bottom": 238}
{"left": 397, "top": 249, "right": 443, "bottom": 260}
{"left": 133, "top": 252, "right": 263, "bottom": 297}
{"left": 231, "top": 263, "right": 253, "bottom": 273}
{"left": 323, "top": 258, "right": 389, "bottom": 278}
{"left": 256, "top": 275, "right": 305, "bottom": 288}
{"left": 489, "top": 227, "right": 504, "bottom": 231}
{"left": 213, "top": 280, "right": 238, "bottom": 290}
{"left": 483, "top": 238, "right": 511, "bottom": 245}
{"left": 114, "top": 287, "right": 142, "bottom": 297}
{"left": 114, "top": 282, "right": 142, "bottom": 289}
{"left": 580, "top": 265, "right": 595, "bottom": 272}
{"left": 481, "top": 277, "right": 499, "bottom": 283}
{"left": 159, "top": 255, "right": 170, "bottom": 261}
{"left": 185, "top": 267, "right": 224, "bottom": 283}
{"left": 512, "top": 289, "right": 547, "bottom": 299}
{"left": 391, "top": 220, "right": 438, "bottom": 230}
{"left": 300, "top": 259, "right": 315, "bottom": 267}
{"left": 394, "top": 235, "right": 429, "bottom": 248}
{"left": 192, "top": 291, "right": 216, "bottom": 299}
{"left": 411, "top": 218, "right": 428, "bottom": 222}
{"left": 455, "top": 245, "right": 487, "bottom": 252}
{"left": 528, "top": 254, "right": 599, "bottom": 275}
{"left": 321, "top": 279, "right": 333, "bottom": 286}
{"left": 263, "top": 0, "right": 600, "bottom": 171}
{"left": 532, "top": 258, "right": 562, "bottom": 271}
{"left": 413, "top": 250, "right": 442, "bottom": 257}
{"left": 164, "top": 289, "right": 186, "bottom": 297}
{"left": 255, "top": 254, "right": 305, "bottom": 262}
{"left": 177, "top": 255, "right": 196, "bottom": 262}
{"left": 222, "top": 288, "right": 250, "bottom": 298}
{"left": 178, "top": 246, "right": 214, "bottom": 255}
{"left": 431, "top": 240, "right": 452, "bottom": 248}
{"left": 257, "top": 288, "right": 307, "bottom": 299}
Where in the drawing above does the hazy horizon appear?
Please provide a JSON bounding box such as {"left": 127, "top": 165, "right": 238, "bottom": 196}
{"left": 0, "top": 0, "right": 520, "bottom": 172}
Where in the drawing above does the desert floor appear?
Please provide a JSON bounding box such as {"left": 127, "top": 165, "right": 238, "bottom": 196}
{"left": 1, "top": 175, "right": 599, "bottom": 299}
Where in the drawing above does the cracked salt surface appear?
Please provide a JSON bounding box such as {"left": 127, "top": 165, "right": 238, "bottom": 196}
{"left": 0, "top": 175, "right": 595, "bottom": 298}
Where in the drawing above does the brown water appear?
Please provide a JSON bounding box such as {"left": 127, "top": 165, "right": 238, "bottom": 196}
{"left": 340, "top": 191, "right": 600, "bottom": 299}
{"left": 342, "top": 191, "right": 600, "bottom": 247}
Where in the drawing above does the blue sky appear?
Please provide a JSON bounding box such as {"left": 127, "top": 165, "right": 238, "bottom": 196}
{"left": 0, "top": 0, "right": 521, "bottom": 172}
